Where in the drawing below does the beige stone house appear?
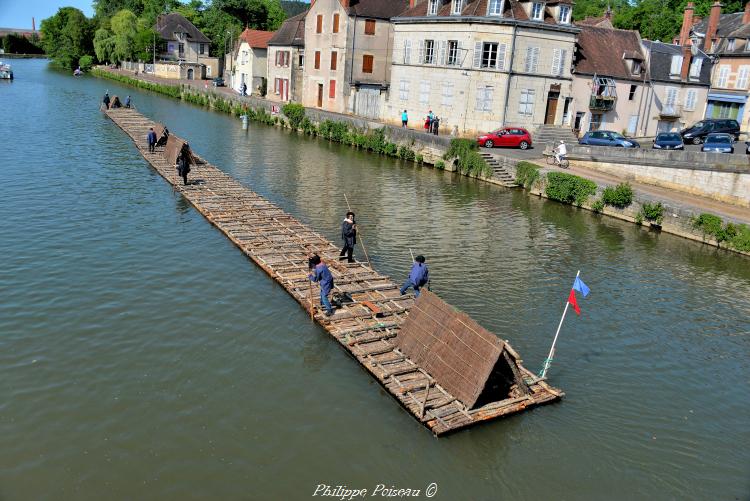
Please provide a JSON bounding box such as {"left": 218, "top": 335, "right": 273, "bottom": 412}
{"left": 154, "top": 13, "right": 218, "bottom": 79}
{"left": 267, "top": 12, "right": 306, "bottom": 103}
{"left": 232, "top": 28, "right": 276, "bottom": 95}
{"left": 301, "top": 0, "right": 409, "bottom": 118}
{"left": 385, "top": 0, "right": 579, "bottom": 136}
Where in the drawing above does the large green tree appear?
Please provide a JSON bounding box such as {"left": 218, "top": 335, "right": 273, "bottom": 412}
{"left": 211, "top": 0, "right": 286, "bottom": 31}
{"left": 40, "top": 7, "right": 95, "bottom": 69}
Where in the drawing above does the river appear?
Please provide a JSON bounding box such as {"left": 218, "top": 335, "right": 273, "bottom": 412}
{"left": 1, "top": 59, "right": 749, "bottom": 500}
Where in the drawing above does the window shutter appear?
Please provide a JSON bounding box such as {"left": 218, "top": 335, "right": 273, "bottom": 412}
{"left": 418, "top": 40, "right": 425, "bottom": 65}
{"left": 690, "top": 57, "right": 703, "bottom": 77}
{"left": 473, "top": 41, "right": 482, "bottom": 68}
{"left": 497, "top": 43, "right": 507, "bottom": 70}
{"left": 329, "top": 79, "right": 336, "bottom": 99}
{"left": 533, "top": 47, "right": 540, "bottom": 72}
{"left": 524, "top": 46, "right": 533, "bottom": 72}
{"left": 393, "top": 38, "right": 401, "bottom": 63}
{"left": 670, "top": 55, "right": 683, "bottom": 75}
{"left": 404, "top": 39, "right": 412, "bottom": 64}
{"left": 456, "top": 41, "right": 462, "bottom": 67}
{"left": 552, "top": 48, "right": 561, "bottom": 76}
{"left": 439, "top": 40, "right": 447, "bottom": 65}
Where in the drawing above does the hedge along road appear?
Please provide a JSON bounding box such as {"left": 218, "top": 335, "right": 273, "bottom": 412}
{"left": 2, "top": 59, "right": 749, "bottom": 500}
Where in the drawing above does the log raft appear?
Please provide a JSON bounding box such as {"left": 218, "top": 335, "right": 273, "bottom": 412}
{"left": 105, "top": 108, "right": 563, "bottom": 435}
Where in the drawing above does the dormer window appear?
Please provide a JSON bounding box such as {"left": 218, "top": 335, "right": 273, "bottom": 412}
{"left": 531, "top": 2, "right": 544, "bottom": 21}
{"left": 488, "top": 0, "right": 504, "bottom": 16}
{"left": 558, "top": 4, "right": 571, "bottom": 24}
{"left": 727, "top": 38, "right": 736, "bottom": 51}
{"left": 632, "top": 60, "right": 642, "bottom": 75}
{"left": 428, "top": 0, "right": 439, "bottom": 15}
{"left": 669, "top": 54, "right": 683, "bottom": 76}
{"left": 689, "top": 57, "right": 703, "bottom": 78}
{"left": 452, "top": 0, "right": 464, "bottom": 15}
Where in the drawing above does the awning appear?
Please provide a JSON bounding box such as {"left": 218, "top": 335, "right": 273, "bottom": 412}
{"left": 707, "top": 91, "right": 747, "bottom": 103}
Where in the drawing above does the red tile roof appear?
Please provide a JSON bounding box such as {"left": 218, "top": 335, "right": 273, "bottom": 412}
{"left": 574, "top": 26, "right": 647, "bottom": 79}
{"left": 239, "top": 28, "right": 276, "bottom": 49}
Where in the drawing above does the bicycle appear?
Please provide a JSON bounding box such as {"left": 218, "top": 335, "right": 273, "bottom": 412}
{"left": 545, "top": 152, "right": 570, "bottom": 169}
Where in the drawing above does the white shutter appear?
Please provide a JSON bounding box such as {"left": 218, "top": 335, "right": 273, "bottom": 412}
{"left": 689, "top": 57, "right": 703, "bottom": 78}
{"left": 404, "top": 39, "right": 412, "bottom": 64}
{"left": 524, "top": 46, "right": 533, "bottom": 72}
{"left": 418, "top": 40, "right": 425, "bottom": 65}
{"left": 558, "top": 49, "right": 567, "bottom": 75}
{"left": 684, "top": 89, "right": 697, "bottom": 110}
{"left": 737, "top": 66, "right": 749, "bottom": 89}
{"left": 393, "top": 39, "right": 401, "bottom": 63}
{"left": 473, "top": 41, "right": 482, "bottom": 68}
{"left": 533, "top": 47, "right": 540, "bottom": 72}
{"left": 456, "top": 41, "right": 463, "bottom": 67}
{"left": 718, "top": 65, "right": 730, "bottom": 87}
{"left": 497, "top": 43, "right": 507, "bottom": 70}
{"left": 439, "top": 40, "right": 447, "bottom": 65}
{"left": 551, "top": 48, "right": 561, "bottom": 76}
{"left": 670, "top": 55, "right": 683, "bottom": 75}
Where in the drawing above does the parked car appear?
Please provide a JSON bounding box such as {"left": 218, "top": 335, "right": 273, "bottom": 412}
{"left": 680, "top": 119, "right": 739, "bottom": 144}
{"left": 212, "top": 77, "right": 225, "bottom": 87}
{"left": 701, "top": 133, "right": 735, "bottom": 153}
{"left": 745, "top": 141, "right": 750, "bottom": 154}
{"left": 652, "top": 132, "right": 684, "bottom": 150}
{"left": 578, "top": 130, "right": 640, "bottom": 148}
{"left": 477, "top": 127, "right": 532, "bottom": 150}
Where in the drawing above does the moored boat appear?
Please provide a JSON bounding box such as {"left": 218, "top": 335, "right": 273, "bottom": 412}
{"left": 0, "top": 61, "right": 13, "bottom": 80}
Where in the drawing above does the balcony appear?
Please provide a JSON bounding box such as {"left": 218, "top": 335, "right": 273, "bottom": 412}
{"left": 659, "top": 104, "right": 682, "bottom": 118}
{"left": 589, "top": 94, "right": 617, "bottom": 111}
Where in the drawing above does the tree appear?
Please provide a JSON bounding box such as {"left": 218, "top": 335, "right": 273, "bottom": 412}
{"left": 94, "top": 27, "right": 116, "bottom": 63}
{"left": 199, "top": 5, "right": 242, "bottom": 57}
{"left": 212, "top": 0, "right": 286, "bottom": 31}
{"left": 40, "top": 7, "right": 95, "bottom": 69}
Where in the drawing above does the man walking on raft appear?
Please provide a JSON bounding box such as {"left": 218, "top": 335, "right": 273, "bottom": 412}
{"left": 175, "top": 143, "right": 192, "bottom": 185}
{"left": 400, "top": 255, "right": 429, "bottom": 297}
{"left": 308, "top": 254, "right": 334, "bottom": 316}
{"left": 147, "top": 128, "right": 157, "bottom": 153}
{"left": 339, "top": 211, "right": 357, "bottom": 263}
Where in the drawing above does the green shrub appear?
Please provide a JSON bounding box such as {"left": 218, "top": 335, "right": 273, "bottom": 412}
{"left": 78, "top": 55, "right": 93, "bottom": 71}
{"left": 444, "top": 138, "right": 477, "bottom": 161}
{"left": 318, "top": 120, "right": 350, "bottom": 142}
{"left": 398, "top": 145, "right": 416, "bottom": 161}
{"left": 515, "top": 161, "right": 541, "bottom": 189}
{"left": 545, "top": 172, "right": 597, "bottom": 206}
{"left": 435, "top": 160, "right": 445, "bottom": 170}
{"left": 416, "top": 154, "right": 424, "bottom": 164}
{"left": 282, "top": 103, "right": 305, "bottom": 130}
{"left": 641, "top": 202, "right": 664, "bottom": 225}
{"left": 383, "top": 142, "right": 398, "bottom": 156}
{"left": 635, "top": 212, "right": 644, "bottom": 225}
{"left": 693, "top": 213, "right": 726, "bottom": 241}
{"left": 591, "top": 199, "right": 605, "bottom": 213}
{"left": 601, "top": 183, "right": 633, "bottom": 208}
{"left": 728, "top": 224, "right": 750, "bottom": 251}
{"left": 443, "top": 138, "right": 491, "bottom": 177}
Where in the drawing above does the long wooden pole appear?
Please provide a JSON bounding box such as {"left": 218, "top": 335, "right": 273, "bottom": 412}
{"left": 308, "top": 278, "right": 315, "bottom": 321}
{"left": 343, "top": 193, "right": 372, "bottom": 268}
{"left": 540, "top": 270, "right": 580, "bottom": 379}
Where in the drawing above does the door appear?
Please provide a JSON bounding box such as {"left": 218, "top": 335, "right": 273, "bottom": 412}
{"left": 354, "top": 87, "right": 381, "bottom": 119}
{"left": 498, "top": 128, "right": 515, "bottom": 147}
{"left": 544, "top": 91, "right": 560, "bottom": 124}
{"left": 627, "top": 115, "right": 638, "bottom": 135}
{"left": 562, "top": 98, "right": 572, "bottom": 125}
{"left": 187, "top": 68, "right": 194, "bottom": 80}
{"left": 317, "top": 83, "right": 323, "bottom": 107}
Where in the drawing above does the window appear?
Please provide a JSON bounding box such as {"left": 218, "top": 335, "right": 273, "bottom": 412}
{"left": 531, "top": 2, "right": 544, "bottom": 20}
{"left": 684, "top": 89, "right": 697, "bottom": 110}
{"left": 589, "top": 113, "right": 604, "bottom": 131}
{"left": 717, "top": 65, "right": 730, "bottom": 87}
{"left": 316, "top": 15, "right": 323, "bottom": 33}
{"left": 419, "top": 80, "right": 430, "bottom": 105}
{"left": 330, "top": 51, "right": 337, "bottom": 70}
{"left": 665, "top": 87, "right": 678, "bottom": 109}
{"left": 475, "top": 85, "right": 494, "bottom": 112}
{"left": 333, "top": 13, "right": 339, "bottom": 33}
{"left": 669, "top": 55, "right": 683, "bottom": 76}
{"left": 362, "top": 54, "right": 374, "bottom": 73}
{"left": 365, "top": 19, "right": 376, "bottom": 35}
{"left": 199, "top": 43, "right": 205, "bottom": 55}
{"left": 632, "top": 60, "right": 642, "bottom": 75}
{"left": 628, "top": 84, "right": 637, "bottom": 100}
{"left": 299, "top": 51, "right": 304, "bottom": 68}
{"left": 524, "top": 46, "right": 540, "bottom": 73}
{"left": 314, "top": 50, "right": 320, "bottom": 70}
{"left": 689, "top": 57, "right": 703, "bottom": 78}
{"left": 178, "top": 43, "right": 184, "bottom": 55}
{"left": 399, "top": 79, "right": 409, "bottom": 100}
{"left": 428, "top": 0, "right": 439, "bottom": 15}
{"left": 403, "top": 39, "right": 412, "bottom": 64}
{"left": 737, "top": 66, "right": 750, "bottom": 89}
{"left": 551, "top": 48, "right": 566, "bottom": 76}
{"left": 481, "top": 42, "right": 498, "bottom": 68}
{"left": 727, "top": 38, "right": 736, "bottom": 51}
{"left": 518, "top": 89, "right": 534, "bottom": 116}
{"left": 329, "top": 79, "right": 336, "bottom": 99}
{"left": 452, "top": 0, "right": 464, "bottom": 15}
{"left": 447, "top": 40, "right": 459, "bottom": 66}
{"left": 442, "top": 82, "right": 454, "bottom": 106}
{"left": 422, "top": 40, "right": 435, "bottom": 64}
{"left": 488, "top": 0, "right": 503, "bottom": 15}
{"left": 559, "top": 4, "right": 571, "bottom": 24}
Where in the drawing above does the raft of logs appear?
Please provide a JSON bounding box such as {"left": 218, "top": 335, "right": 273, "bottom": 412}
{"left": 105, "top": 108, "right": 563, "bottom": 435}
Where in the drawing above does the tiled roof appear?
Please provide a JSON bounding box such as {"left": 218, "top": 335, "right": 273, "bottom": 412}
{"left": 574, "top": 25, "right": 647, "bottom": 79}
{"left": 239, "top": 28, "right": 276, "bottom": 49}
{"left": 642, "top": 40, "right": 712, "bottom": 85}
{"left": 693, "top": 11, "right": 744, "bottom": 39}
{"left": 344, "top": 0, "right": 410, "bottom": 19}
{"left": 155, "top": 13, "right": 210, "bottom": 43}
{"left": 397, "top": 0, "right": 577, "bottom": 26}
{"left": 268, "top": 12, "right": 306, "bottom": 46}
{"left": 576, "top": 15, "right": 613, "bottom": 28}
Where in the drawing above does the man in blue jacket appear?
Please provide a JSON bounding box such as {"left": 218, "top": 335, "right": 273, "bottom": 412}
{"left": 400, "top": 255, "right": 429, "bottom": 297}
{"left": 309, "top": 254, "right": 335, "bottom": 316}
{"left": 147, "top": 128, "right": 157, "bottom": 153}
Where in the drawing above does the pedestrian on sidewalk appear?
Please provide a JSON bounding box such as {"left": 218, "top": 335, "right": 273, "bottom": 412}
{"left": 401, "top": 109, "right": 408, "bottom": 128}
{"left": 308, "top": 254, "right": 335, "bottom": 316}
{"left": 241, "top": 82, "right": 247, "bottom": 96}
{"left": 431, "top": 116, "right": 440, "bottom": 136}
{"left": 102, "top": 91, "right": 110, "bottom": 110}
{"left": 147, "top": 127, "right": 157, "bottom": 153}
{"left": 400, "top": 255, "right": 429, "bottom": 297}
{"left": 176, "top": 142, "right": 192, "bottom": 185}
{"left": 339, "top": 211, "right": 357, "bottom": 263}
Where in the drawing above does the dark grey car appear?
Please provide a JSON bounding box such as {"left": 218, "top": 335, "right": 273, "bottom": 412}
{"left": 652, "top": 132, "right": 684, "bottom": 150}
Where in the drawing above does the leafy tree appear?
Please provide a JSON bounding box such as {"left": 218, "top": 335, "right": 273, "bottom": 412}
{"left": 40, "top": 7, "right": 95, "bottom": 69}
{"left": 199, "top": 6, "right": 243, "bottom": 57}
{"left": 213, "top": 0, "right": 286, "bottom": 31}
{"left": 94, "top": 27, "right": 116, "bottom": 63}
{"left": 1, "top": 33, "right": 44, "bottom": 54}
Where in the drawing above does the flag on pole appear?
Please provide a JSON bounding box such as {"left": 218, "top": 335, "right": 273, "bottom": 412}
{"left": 567, "top": 289, "right": 580, "bottom": 315}
{"left": 573, "top": 276, "right": 590, "bottom": 297}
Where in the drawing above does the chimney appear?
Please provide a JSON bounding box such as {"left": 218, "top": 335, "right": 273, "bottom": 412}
{"left": 32, "top": 17, "right": 35, "bottom": 32}
{"left": 744, "top": 1, "right": 750, "bottom": 23}
{"left": 680, "top": 45, "right": 693, "bottom": 81}
{"left": 679, "top": 2, "right": 694, "bottom": 46}
{"left": 705, "top": 1, "right": 722, "bottom": 51}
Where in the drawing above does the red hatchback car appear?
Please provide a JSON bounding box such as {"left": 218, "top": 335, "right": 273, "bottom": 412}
{"left": 477, "top": 127, "right": 533, "bottom": 149}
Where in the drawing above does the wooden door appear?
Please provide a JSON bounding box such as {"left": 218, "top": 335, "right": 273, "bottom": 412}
{"left": 317, "top": 83, "right": 323, "bottom": 107}
{"left": 544, "top": 92, "right": 559, "bottom": 124}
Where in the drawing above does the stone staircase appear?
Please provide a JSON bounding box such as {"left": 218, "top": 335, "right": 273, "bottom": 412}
{"left": 479, "top": 151, "right": 519, "bottom": 187}
{"left": 534, "top": 125, "right": 579, "bottom": 151}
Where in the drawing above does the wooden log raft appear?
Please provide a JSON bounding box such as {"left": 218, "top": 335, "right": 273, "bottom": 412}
{"left": 104, "top": 108, "right": 563, "bottom": 435}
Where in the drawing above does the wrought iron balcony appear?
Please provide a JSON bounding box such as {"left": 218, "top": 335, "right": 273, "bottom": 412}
{"left": 589, "top": 94, "right": 617, "bottom": 111}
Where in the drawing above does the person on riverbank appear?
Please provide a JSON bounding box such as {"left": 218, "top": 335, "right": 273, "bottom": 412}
{"left": 401, "top": 110, "right": 408, "bottom": 128}
{"left": 431, "top": 116, "right": 440, "bottom": 136}
{"left": 308, "top": 254, "right": 334, "bottom": 316}
{"left": 339, "top": 212, "right": 357, "bottom": 263}
{"left": 176, "top": 143, "right": 192, "bottom": 185}
{"left": 147, "top": 128, "right": 157, "bottom": 153}
{"left": 400, "top": 255, "right": 429, "bottom": 298}
{"left": 102, "top": 91, "right": 110, "bottom": 110}
{"left": 241, "top": 82, "right": 247, "bottom": 96}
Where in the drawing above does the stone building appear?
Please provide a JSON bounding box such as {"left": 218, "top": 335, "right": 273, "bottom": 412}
{"left": 301, "top": 0, "right": 409, "bottom": 118}
{"left": 384, "top": 0, "right": 579, "bottom": 136}
{"left": 154, "top": 13, "right": 218, "bottom": 79}
{"left": 267, "top": 12, "right": 306, "bottom": 103}
{"left": 232, "top": 28, "right": 276, "bottom": 95}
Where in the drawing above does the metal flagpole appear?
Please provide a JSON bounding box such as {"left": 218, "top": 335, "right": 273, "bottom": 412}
{"left": 540, "top": 270, "right": 580, "bottom": 379}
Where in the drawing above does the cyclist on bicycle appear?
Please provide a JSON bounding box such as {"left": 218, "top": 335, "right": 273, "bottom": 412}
{"left": 554, "top": 140, "right": 567, "bottom": 165}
